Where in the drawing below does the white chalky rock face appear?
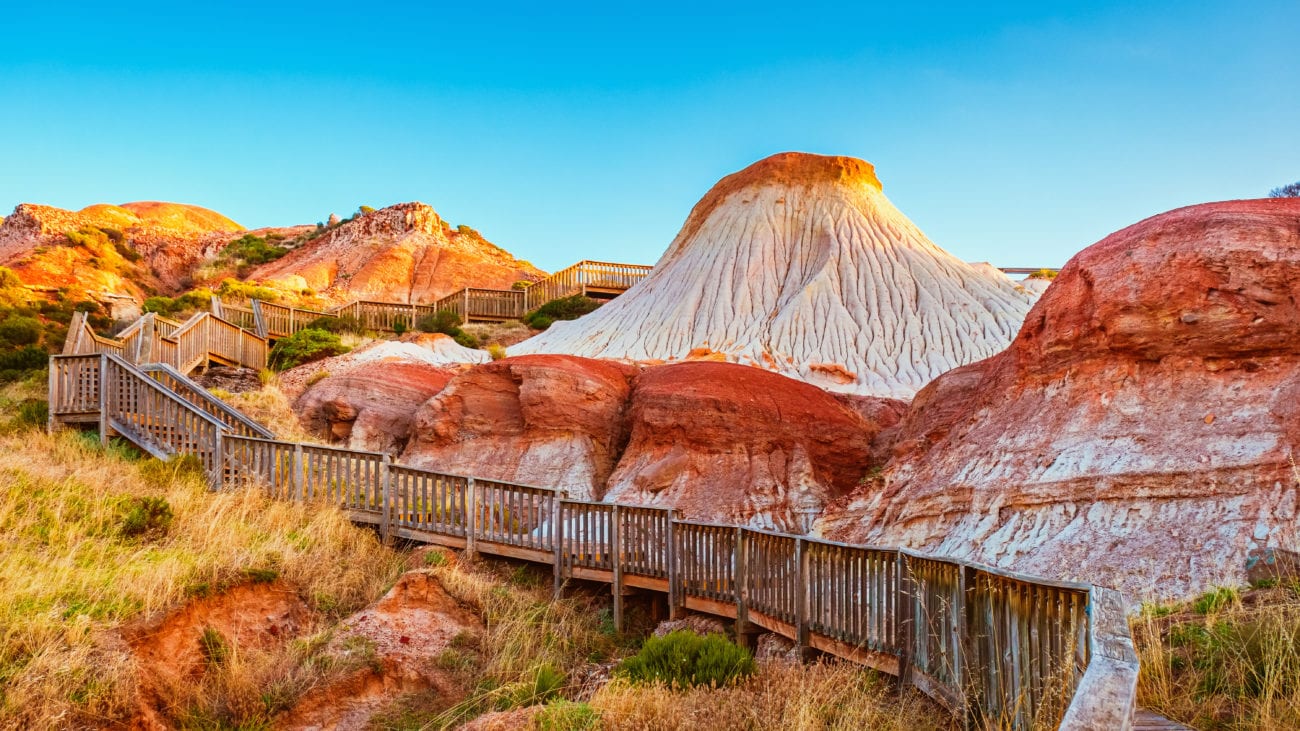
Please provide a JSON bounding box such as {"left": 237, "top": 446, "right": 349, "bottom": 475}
{"left": 510, "top": 152, "right": 1035, "bottom": 398}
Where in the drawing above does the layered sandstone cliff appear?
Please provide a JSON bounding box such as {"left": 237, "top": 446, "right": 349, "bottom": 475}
{"left": 817, "top": 198, "right": 1300, "bottom": 601}
{"left": 511, "top": 152, "right": 1034, "bottom": 398}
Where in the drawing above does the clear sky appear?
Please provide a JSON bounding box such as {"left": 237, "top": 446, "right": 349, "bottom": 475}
{"left": 2, "top": 2, "right": 1296, "bottom": 272}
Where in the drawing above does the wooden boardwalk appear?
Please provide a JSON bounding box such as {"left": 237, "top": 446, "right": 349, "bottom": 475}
{"left": 48, "top": 351, "right": 1143, "bottom": 730}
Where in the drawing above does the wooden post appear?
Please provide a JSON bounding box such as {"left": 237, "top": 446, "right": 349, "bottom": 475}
{"left": 795, "top": 537, "right": 810, "bottom": 656}
{"left": 553, "top": 499, "right": 565, "bottom": 599}
{"left": 380, "top": 454, "right": 392, "bottom": 546}
{"left": 735, "top": 527, "right": 752, "bottom": 641}
{"left": 612, "top": 504, "right": 624, "bottom": 633}
{"left": 465, "top": 477, "right": 478, "bottom": 561}
{"left": 666, "top": 509, "right": 681, "bottom": 620}
{"left": 210, "top": 430, "right": 224, "bottom": 490}
{"left": 897, "top": 552, "right": 915, "bottom": 693}
{"left": 47, "top": 358, "right": 58, "bottom": 434}
{"left": 293, "top": 443, "right": 304, "bottom": 501}
{"left": 960, "top": 565, "right": 978, "bottom": 729}
{"left": 98, "top": 354, "right": 110, "bottom": 446}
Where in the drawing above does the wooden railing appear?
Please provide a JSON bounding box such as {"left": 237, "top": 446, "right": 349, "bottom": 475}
{"left": 59, "top": 310, "right": 268, "bottom": 375}
{"left": 431, "top": 289, "right": 526, "bottom": 323}
{"left": 138, "top": 362, "right": 274, "bottom": 439}
{"left": 44, "top": 350, "right": 1139, "bottom": 729}
{"left": 524, "top": 260, "right": 653, "bottom": 311}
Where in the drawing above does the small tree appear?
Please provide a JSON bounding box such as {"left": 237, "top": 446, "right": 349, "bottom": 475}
{"left": 1269, "top": 181, "right": 1300, "bottom": 198}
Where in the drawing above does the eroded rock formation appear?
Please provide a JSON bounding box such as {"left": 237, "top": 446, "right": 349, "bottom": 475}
{"left": 249, "top": 202, "right": 544, "bottom": 304}
{"left": 401, "top": 355, "right": 639, "bottom": 500}
{"left": 296, "top": 361, "right": 455, "bottom": 453}
{"left": 818, "top": 198, "right": 1300, "bottom": 601}
{"left": 604, "top": 362, "right": 885, "bottom": 532}
{"left": 386, "top": 357, "right": 891, "bottom": 528}
{"left": 511, "top": 152, "right": 1034, "bottom": 398}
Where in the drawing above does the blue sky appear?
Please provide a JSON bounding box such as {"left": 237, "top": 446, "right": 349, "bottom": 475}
{"left": 2, "top": 2, "right": 1296, "bottom": 271}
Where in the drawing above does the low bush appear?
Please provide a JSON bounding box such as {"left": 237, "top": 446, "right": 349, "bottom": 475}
{"left": 617, "top": 631, "right": 755, "bottom": 689}
{"left": 0, "top": 315, "right": 43, "bottom": 347}
{"left": 537, "top": 699, "right": 600, "bottom": 730}
{"left": 0, "top": 346, "right": 48, "bottom": 383}
{"left": 142, "top": 290, "right": 212, "bottom": 318}
{"left": 487, "top": 344, "right": 507, "bottom": 361}
{"left": 222, "top": 234, "right": 289, "bottom": 267}
{"left": 524, "top": 295, "right": 601, "bottom": 330}
{"left": 416, "top": 309, "right": 480, "bottom": 348}
{"left": 117, "top": 495, "right": 174, "bottom": 540}
{"left": 306, "top": 314, "right": 365, "bottom": 335}
{"left": 268, "top": 329, "right": 350, "bottom": 371}
{"left": 217, "top": 278, "right": 280, "bottom": 302}
{"left": 416, "top": 309, "right": 463, "bottom": 336}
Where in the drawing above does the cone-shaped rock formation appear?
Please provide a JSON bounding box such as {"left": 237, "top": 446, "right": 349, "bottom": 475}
{"left": 511, "top": 152, "right": 1034, "bottom": 398}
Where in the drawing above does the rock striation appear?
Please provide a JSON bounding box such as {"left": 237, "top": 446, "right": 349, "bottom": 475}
{"left": 510, "top": 152, "right": 1034, "bottom": 398}
{"left": 817, "top": 198, "right": 1300, "bottom": 602}
{"left": 248, "top": 202, "right": 544, "bottom": 304}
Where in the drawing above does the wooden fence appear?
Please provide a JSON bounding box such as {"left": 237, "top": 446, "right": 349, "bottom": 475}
{"left": 45, "top": 352, "right": 1139, "bottom": 730}
{"left": 524, "top": 260, "right": 653, "bottom": 311}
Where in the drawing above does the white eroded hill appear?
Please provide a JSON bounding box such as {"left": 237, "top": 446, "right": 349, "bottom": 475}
{"left": 511, "top": 152, "right": 1034, "bottom": 398}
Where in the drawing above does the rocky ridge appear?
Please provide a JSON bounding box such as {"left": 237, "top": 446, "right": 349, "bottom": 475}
{"left": 248, "top": 202, "right": 545, "bottom": 304}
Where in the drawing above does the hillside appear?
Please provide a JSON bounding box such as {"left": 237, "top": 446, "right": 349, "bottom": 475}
{"left": 0, "top": 201, "right": 244, "bottom": 299}
{"left": 510, "top": 153, "right": 1035, "bottom": 398}
{"left": 247, "top": 202, "right": 545, "bottom": 304}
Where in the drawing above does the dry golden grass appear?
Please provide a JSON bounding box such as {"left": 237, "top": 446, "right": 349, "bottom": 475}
{"left": 588, "top": 661, "right": 953, "bottom": 731}
{"left": 1135, "top": 584, "right": 1300, "bottom": 730}
{"left": 211, "top": 378, "right": 320, "bottom": 443}
{"left": 0, "top": 424, "right": 406, "bottom": 728}
{"left": 378, "top": 555, "right": 951, "bottom": 731}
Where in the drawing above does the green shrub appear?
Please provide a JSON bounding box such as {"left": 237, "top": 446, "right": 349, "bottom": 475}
{"left": 306, "top": 314, "right": 365, "bottom": 335}
{"left": 14, "top": 398, "right": 49, "bottom": 428}
{"left": 392, "top": 317, "right": 408, "bottom": 336}
{"left": 1194, "top": 587, "right": 1240, "bottom": 614}
{"left": 199, "top": 626, "right": 230, "bottom": 667}
{"left": 268, "top": 328, "right": 350, "bottom": 370}
{"left": 222, "top": 233, "right": 288, "bottom": 266}
{"left": 497, "top": 662, "right": 566, "bottom": 710}
{"left": 142, "top": 290, "right": 212, "bottom": 318}
{"left": 537, "top": 700, "right": 600, "bottom": 730}
{"left": 118, "top": 496, "right": 174, "bottom": 539}
{"left": 416, "top": 309, "right": 464, "bottom": 335}
{"left": 217, "top": 278, "right": 280, "bottom": 302}
{"left": 617, "top": 631, "right": 754, "bottom": 689}
{"left": 0, "top": 346, "right": 48, "bottom": 382}
{"left": 511, "top": 280, "right": 533, "bottom": 291}
{"left": 0, "top": 315, "right": 43, "bottom": 347}
{"left": 524, "top": 295, "right": 601, "bottom": 330}
{"left": 453, "top": 331, "right": 479, "bottom": 349}
{"left": 358, "top": 205, "right": 376, "bottom": 215}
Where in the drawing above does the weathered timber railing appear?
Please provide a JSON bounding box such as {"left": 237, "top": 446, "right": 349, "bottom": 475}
{"left": 98, "top": 354, "right": 227, "bottom": 480}
{"left": 431, "top": 288, "right": 525, "bottom": 323}
{"left": 256, "top": 301, "right": 335, "bottom": 339}
{"left": 138, "top": 362, "right": 274, "bottom": 439}
{"left": 47, "top": 357, "right": 1139, "bottom": 730}
{"left": 60, "top": 310, "right": 268, "bottom": 374}
{"left": 524, "top": 260, "right": 653, "bottom": 311}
